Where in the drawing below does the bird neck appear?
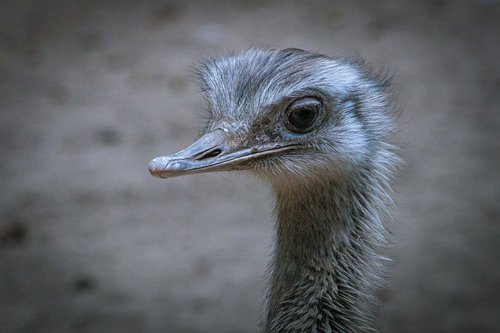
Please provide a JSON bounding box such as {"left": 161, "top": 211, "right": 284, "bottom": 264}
{"left": 265, "top": 173, "right": 386, "bottom": 332}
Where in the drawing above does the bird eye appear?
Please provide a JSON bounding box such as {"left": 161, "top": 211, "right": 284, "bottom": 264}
{"left": 285, "top": 97, "right": 321, "bottom": 133}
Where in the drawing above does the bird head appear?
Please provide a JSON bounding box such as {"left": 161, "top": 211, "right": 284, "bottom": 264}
{"left": 149, "top": 48, "right": 393, "bottom": 186}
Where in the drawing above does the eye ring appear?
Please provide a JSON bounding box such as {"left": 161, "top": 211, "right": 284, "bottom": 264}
{"left": 284, "top": 97, "right": 322, "bottom": 133}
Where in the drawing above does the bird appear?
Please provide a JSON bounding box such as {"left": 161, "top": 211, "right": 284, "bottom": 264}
{"left": 148, "top": 48, "right": 399, "bottom": 333}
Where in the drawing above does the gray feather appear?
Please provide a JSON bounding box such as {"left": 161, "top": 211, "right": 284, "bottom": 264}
{"left": 195, "top": 48, "right": 400, "bottom": 333}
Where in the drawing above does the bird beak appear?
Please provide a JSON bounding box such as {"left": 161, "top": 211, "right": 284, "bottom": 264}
{"left": 149, "top": 129, "right": 298, "bottom": 179}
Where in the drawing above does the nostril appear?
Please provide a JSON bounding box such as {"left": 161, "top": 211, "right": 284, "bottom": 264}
{"left": 197, "top": 148, "right": 222, "bottom": 160}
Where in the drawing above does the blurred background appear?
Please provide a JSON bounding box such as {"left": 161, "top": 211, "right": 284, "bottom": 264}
{"left": 1, "top": 0, "right": 499, "bottom": 332}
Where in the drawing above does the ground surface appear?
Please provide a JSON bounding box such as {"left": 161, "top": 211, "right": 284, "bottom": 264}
{"left": 1, "top": 0, "right": 499, "bottom": 332}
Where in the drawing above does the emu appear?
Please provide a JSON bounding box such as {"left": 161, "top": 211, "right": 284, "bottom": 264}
{"left": 149, "top": 48, "right": 399, "bottom": 332}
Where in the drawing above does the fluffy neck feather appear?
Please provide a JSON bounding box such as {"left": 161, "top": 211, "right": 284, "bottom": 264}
{"left": 264, "top": 165, "right": 391, "bottom": 333}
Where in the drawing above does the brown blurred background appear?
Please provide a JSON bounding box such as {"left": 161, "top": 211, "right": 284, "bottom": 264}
{"left": 1, "top": 0, "right": 499, "bottom": 332}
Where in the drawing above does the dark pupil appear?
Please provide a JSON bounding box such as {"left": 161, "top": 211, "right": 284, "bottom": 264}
{"left": 288, "top": 107, "right": 316, "bottom": 131}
